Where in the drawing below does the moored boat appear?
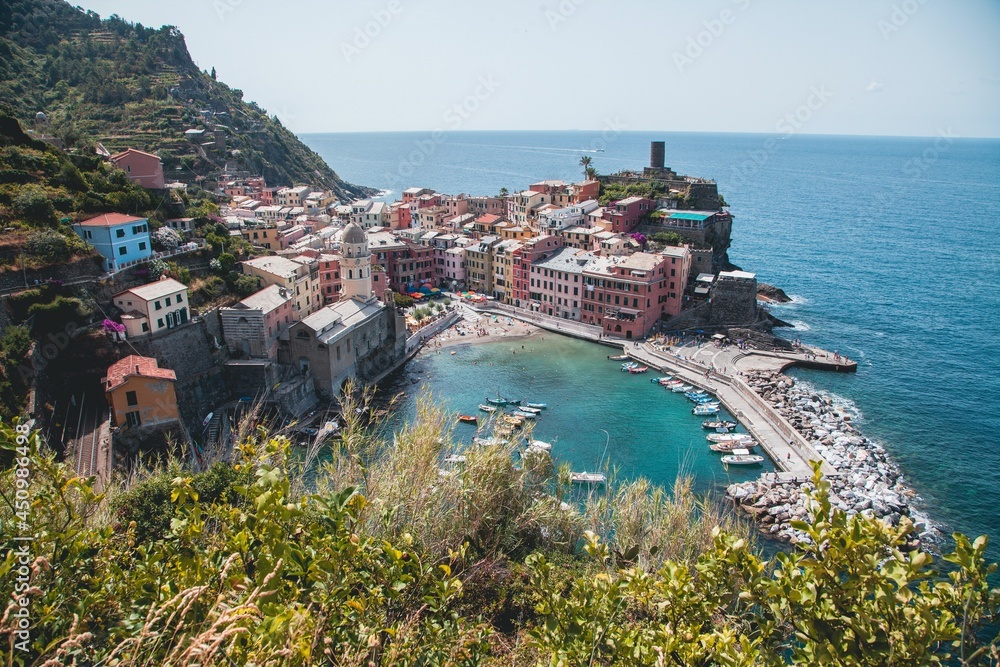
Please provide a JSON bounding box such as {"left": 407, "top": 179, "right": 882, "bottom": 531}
{"left": 570, "top": 471, "right": 607, "bottom": 484}
{"left": 457, "top": 414, "right": 478, "bottom": 424}
{"left": 702, "top": 420, "right": 738, "bottom": 431}
{"left": 608, "top": 354, "right": 630, "bottom": 360}
{"left": 652, "top": 376, "right": 673, "bottom": 384}
{"left": 692, "top": 404, "right": 720, "bottom": 415}
{"left": 487, "top": 396, "right": 521, "bottom": 406}
{"left": 706, "top": 433, "right": 754, "bottom": 443}
{"left": 628, "top": 365, "right": 649, "bottom": 374}
{"left": 672, "top": 384, "right": 694, "bottom": 392}
{"left": 517, "top": 406, "right": 541, "bottom": 414}
{"left": 527, "top": 439, "right": 552, "bottom": 452}
{"left": 510, "top": 410, "right": 536, "bottom": 419}
{"left": 709, "top": 440, "right": 758, "bottom": 452}
{"left": 442, "top": 455, "right": 467, "bottom": 464}
{"left": 720, "top": 448, "right": 765, "bottom": 465}
{"left": 478, "top": 404, "right": 497, "bottom": 413}
{"left": 621, "top": 361, "right": 639, "bottom": 371}
{"left": 524, "top": 402, "right": 547, "bottom": 409}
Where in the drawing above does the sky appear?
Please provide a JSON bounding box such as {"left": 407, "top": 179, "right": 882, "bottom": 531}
{"left": 74, "top": 0, "right": 1000, "bottom": 138}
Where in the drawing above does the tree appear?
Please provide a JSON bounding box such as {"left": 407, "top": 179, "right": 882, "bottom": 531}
{"left": 579, "top": 155, "right": 592, "bottom": 180}
{"left": 585, "top": 166, "right": 597, "bottom": 180}
{"left": 498, "top": 187, "right": 508, "bottom": 198}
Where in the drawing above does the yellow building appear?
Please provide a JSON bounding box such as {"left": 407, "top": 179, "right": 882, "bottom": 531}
{"left": 103, "top": 355, "right": 179, "bottom": 430}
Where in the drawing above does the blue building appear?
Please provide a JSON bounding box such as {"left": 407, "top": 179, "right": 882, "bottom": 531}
{"left": 72, "top": 213, "right": 152, "bottom": 272}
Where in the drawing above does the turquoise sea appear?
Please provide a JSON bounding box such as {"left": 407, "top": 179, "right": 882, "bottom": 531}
{"left": 302, "top": 130, "right": 1000, "bottom": 554}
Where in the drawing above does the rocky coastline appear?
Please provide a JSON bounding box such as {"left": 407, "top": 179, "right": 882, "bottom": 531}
{"left": 726, "top": 370, "right": 922, "bottom": 544}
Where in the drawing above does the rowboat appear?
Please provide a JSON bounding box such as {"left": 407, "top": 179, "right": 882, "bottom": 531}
{"left": 570, "top": 471, "right": 607, "bottom": 484}
{"left": 524, "top": 402, "right": 548, "bottom": 409}
{"left": 517, "top": 406, "right": 541, "bottom": 414}
{"left": 500, "top": 415, "right": 525, "bottom": 426}
{"left": 608, "top": 354, "right": 630, "bottom": 360}
{"left": 652, "top": 376, "right": 673, "bottom": 384}
{"left": 628, "top": 365, "right": 649, "bottom": 374}
{"left": 709, "top": 441, "right": 757, "bottom": 452}
{"left": 692, "top": 404, "right": 720, "bottom": 415}
{"left": 478, "top": 404, "right": 497, "bottom": 413}
{"left": 672, "top": 384, "right": 693, "bottom": 392}
{"left": 621, "top": 362, "right": 639, "bottom": 371}
{"left": 721, "top": 448, "right": 765, "bottom": 465}
{"left": 527, "top": 439, "right": 552, "bottom": 452}
{"left": 487, "top": 396, "right": 520, "bottom": 406}
{"left": 510, "top": 410, "right": 536, "bottom": 419}
{"left": 702, "top": 420, "right": 738, "bottom": 431}
{"left": 457, "top": 414, "right": 478, "bottom": 424}
{"left": 706, "top": 433, "right": 754, "bottom": 443}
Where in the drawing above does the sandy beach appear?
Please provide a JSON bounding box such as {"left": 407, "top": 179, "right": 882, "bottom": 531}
{"left": 418, "top": 312, "right": 542, "bottom": 353}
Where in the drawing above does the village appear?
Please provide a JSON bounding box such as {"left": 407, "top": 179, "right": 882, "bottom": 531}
{"left": 46, "top": 141, "right": 774, "bottom": 487}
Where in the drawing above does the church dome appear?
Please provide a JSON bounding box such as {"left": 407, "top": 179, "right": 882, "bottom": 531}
{"left": 342, "top": 222, "right": 366, "bottom": 245}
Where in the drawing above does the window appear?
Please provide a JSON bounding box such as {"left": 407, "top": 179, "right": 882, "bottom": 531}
{"left": 157, "top": 318, "right": 164, "bottom": 328}
{"left": 141, "top": 322, "right": 149, "bottom": 332}
{"left": 118, "top": 246, "right": 127, "bottom": 256}
{"left": 116, "top": 229, "right": 125, "bottom": 238}
{"left": 138, "top": 242, "right": 147, "bottom": 251}
{"left": 154, "top": 301, "right": 161, "bottom": 311}
{"left": 164, "top": 296, "right": 171, "bottom": 306}
{"left": 126, "top": 391, "right": 138, "bottom": 406}
{"left": 126, "top": 411, "right": 141, "bottom": 427}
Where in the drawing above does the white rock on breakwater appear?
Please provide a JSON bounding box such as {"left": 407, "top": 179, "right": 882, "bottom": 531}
{"left": 726, "top": 370, "right": 921, "bottom": 544}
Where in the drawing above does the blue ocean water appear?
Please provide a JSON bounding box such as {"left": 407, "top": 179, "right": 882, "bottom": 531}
{"left": 302, "top": 130, "right": 1000, "bottom": 550}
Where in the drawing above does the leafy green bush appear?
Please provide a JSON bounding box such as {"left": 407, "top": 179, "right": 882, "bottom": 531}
{"left": 393, "top": 292, "right": 414, "bottom": 309}
{"left": 12, "top": 184, "right": 56, "bottom": 225}
{"left": 25, "top": 230, "right": 72, "bottom": 263}
{"left": 230, "top": 273, "right": 260, "bottom": 298}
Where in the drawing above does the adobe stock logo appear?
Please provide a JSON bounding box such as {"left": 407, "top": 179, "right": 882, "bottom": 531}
{"left": 341, "top": 0, "right": 404, "bottom": 63}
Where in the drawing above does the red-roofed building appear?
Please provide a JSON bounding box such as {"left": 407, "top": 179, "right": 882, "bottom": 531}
{"left": 103, "top": 355, "right": 179, "bottom": 429}
{"left": 110, "top": 148, "right": 165, "bottom": 189}
{"left": 73, "top": 214, "right": 151, "bottom": 272}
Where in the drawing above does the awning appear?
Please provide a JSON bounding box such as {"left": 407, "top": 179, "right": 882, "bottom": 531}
{"left": 712, "top": 334, "right": 726, "bottom": 340}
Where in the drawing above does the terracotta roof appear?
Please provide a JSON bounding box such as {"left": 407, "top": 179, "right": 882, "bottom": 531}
{"left": 76, "top": 213, "right": 147, "bottom": 228}
{"left": 103, "top": 355, "right": 176, "bottom": 392}
{"left": 110, "top": 148, "right": 161, "bottom": 162}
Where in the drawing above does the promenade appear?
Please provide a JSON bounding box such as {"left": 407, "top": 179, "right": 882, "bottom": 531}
{"left": 463, "top": 300, "right": 838, "bottom": 476}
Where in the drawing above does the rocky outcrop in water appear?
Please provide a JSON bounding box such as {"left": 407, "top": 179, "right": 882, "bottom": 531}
{"left": 727, "top": 370, "right": 921, "bottom": 545}
{"left": 757, "top": 283, "right": 792, "bottom": 303}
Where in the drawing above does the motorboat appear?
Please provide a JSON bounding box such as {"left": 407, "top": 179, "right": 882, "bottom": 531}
{"left": 570, "top": 471, "right": 607, "bottom": 484}
{"left": 621, "top": 362, "right": 639, "bottom": 371}
{"left": 710, "top": 440, "right": 757, "bottom": 452}
{"left": 672, "top": 384, "right": 694, "bottom": 393}
{"left": 524, "top": 402, "right": 547, "bottom": 409}
{"left": 651, "top": 376, "right": 673, "bottom": 384}
{"left": 510, "top": 410, "right": 536, "bottom": 419}
{"left": 457, "top": 414, "right": 478, "bottom": 424}
{"left": 608, "top": 354, "right": 630, "bottom": 360}
{"left": 517, "top": 406, "right": 542, "bottom": 415}
{"left": 478, "top": 404, "right": 497, "bottom": 413}
{"left": 706, "top": 433, "right": 754, "bottom": 443}
{"left": 527, "top": 439, "right": 552, "bottom": 452}
{"left": 692, "top": 404, "right": 720, "bottom": 415}
{"left": 721, "top": 448, "right": 764, "bottom": 465}
{"left": 702, "top": 420, "right": 738, "bottom": 431}
{"left": 628, "top": 365, "right": 649, "bottom": 374}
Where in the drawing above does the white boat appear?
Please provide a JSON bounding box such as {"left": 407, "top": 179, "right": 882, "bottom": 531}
{"left": 473, "top": 437, "right": 502, "bottom": 447}
{"left": 524, "top": 402, "right": 547, "bottom": 409}
{"left": 710, "top": 441, "right": 757, "bottom": 452}
{"left": 721, "top": 448, "right": 765, "bottom": 465}
{"left": 527, "top": 439, "right": 552, "bottom": 452}
{"left": 692, "top": 404, "right": 720, "bottom": 415}
{"left": 517, "top": 406, "right": 542, "bottom": 415}
{"left": 510, "top": 410, "right": 536, "bottom": 419}
{"left": 706, "top": 433, "right": 754, "bottom": 443}
{"left": 672, "top": 384, "right": 694, "bottom": 393}
{"left": 570, "top": 471, "right": 607, "bottom": 484}
{"left": 478, "top": 404, "right": 497, "bottom": 413}
{"left": 621, "top": 362, "right": 639, "bottom": 371}
{"left": 442, "top": 455, "right": 467, "bottom": 464}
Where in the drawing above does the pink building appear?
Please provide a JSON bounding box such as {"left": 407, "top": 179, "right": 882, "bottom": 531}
{"left": 602, "top": 196, "right": 654, "bottom": 234}
{"left": 318, "top": 253, "right": 342, "bottom": 305}
{"left": 110, "top": 148, "right": 164, "bottom": 189}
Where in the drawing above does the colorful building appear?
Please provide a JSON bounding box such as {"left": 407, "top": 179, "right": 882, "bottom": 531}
{"left": 113, "top": 277, "right": 189, "bottom": 338}
{"left": 103, "top": 355, "right": 179, "bottom": 430}
{"left": 109, "top": 148, "right": 164, "bottom": 189}
{"left": 220, "top": 284, "right": 293, "bottom": 359}
{"left": 72, "top": 213, "right": 151, "bottom": 272}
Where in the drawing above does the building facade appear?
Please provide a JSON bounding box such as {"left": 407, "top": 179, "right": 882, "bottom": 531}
{"left": 73, "top": 213, "right": 151, "bottom": 272}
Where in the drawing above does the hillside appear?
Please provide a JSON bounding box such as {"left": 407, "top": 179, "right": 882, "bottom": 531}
{"left": 0, "top": 0, "right": 375, "bottom": 200}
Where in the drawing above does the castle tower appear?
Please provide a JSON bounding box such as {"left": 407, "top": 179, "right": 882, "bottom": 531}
{"left": 340, "top": 222, "right": 373, "bottom": 301}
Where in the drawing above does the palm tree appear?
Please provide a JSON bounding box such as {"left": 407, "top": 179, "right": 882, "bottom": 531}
{"left": 498, "top": 187, "right": 508, "bottom": 197}
{"left": 579, "top": 155, "right": 592, "bottom": 180}
{"left": 585, "top": 166, "right": 597, "bottom": 180}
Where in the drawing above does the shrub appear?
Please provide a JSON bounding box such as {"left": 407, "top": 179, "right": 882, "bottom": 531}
{"left": 393, "top": 293, "right": 414, "bottom": 309}
{"left": 25, "top": 230, "right": 72, "bottom": 263}
{"left": 230, "top": 273, "right": 260, "bottom": 298}
{"left": 13, "top": 183, "right": 56, "bottom": 225}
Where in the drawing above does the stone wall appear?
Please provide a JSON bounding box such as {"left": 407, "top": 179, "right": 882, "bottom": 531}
{"left": 0, "top": 254, "right": 104, "bottom": 293}
{"left": 709, "top": 275, "right": 758, "bottom": 326}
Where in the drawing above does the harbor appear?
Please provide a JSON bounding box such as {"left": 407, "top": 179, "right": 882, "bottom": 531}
{"left": 399, "top": 301, "right": 918, "bottom": 543}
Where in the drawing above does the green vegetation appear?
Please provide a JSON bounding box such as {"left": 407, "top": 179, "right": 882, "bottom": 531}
{"left": 0, "top": 325, "right": 32, "bottom": 423}
{"left": 394, "top": 292, "right": 415, "bottom": 309}
{"left": 1, "top": 390, "right": 998, "bottom": 665}
{"left": 598, "top": 181, "right": 666, "bottom": 206}
{"left": 0, "top": 0, "right": 373, "bottom": 199}
{"left": 649, "top": 231, "right": 688, "bottom": 247}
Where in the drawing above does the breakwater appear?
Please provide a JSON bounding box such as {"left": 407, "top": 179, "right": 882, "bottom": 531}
{"left": 726, "top": 370, "right": 921, "bottom": 544}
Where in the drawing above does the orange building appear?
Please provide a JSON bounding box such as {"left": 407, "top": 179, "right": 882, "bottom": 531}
{"left": 103, "top": 355, "right": 179, "bottom": 430}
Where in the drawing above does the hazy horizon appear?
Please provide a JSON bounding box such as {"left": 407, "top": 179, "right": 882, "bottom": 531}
{"left": 73, "top": 0, "right": 1000, "bottom": 139}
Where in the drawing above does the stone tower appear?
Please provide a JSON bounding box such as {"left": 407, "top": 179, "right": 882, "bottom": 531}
{"left": 341, "top": 221, "right": 373, "bottom": 301}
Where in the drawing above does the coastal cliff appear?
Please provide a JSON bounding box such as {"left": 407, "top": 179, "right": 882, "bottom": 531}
{"left": 0, "top": 0, "right": 376, "bottom": 200}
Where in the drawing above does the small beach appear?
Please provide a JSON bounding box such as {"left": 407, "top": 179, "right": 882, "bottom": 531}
{"left": 418, "top": 310, "right": 544, "bottom": 353}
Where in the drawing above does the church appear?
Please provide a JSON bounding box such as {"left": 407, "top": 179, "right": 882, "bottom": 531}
{"left": 286, "top": 222, "right": 407, "bottom": 399}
